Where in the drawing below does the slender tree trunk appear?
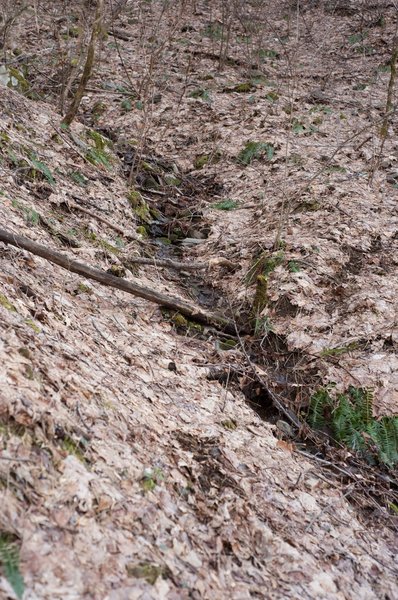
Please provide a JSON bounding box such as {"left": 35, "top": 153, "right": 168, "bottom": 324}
{"left": 62, "top": 0, "right": 104, "bottom": 127}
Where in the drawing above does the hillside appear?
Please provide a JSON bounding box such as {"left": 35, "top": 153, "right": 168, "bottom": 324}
{"left": 0, "top": 1, "right": 397, "bottom": 598}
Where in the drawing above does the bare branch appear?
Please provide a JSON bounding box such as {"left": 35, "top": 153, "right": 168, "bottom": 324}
{"left": 0, "top": 228, "right": 237, "bottom": 334}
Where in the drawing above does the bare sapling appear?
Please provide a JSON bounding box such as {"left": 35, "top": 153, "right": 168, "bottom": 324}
{"left": 369, "top": 27, "right": 398, "bottom": 183}
{"left": 62, "top": 0, "right": 105, "bottom": 127}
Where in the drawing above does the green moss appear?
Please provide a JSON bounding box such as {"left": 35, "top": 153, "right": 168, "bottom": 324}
{"left": 188, "top": 320, "right": 204, "bottom": 332}
{"left": 194, "top": 151, "right": 221, "bottom": 170}
{"left": 76, "top": 283, "right": 93, "bottom": 295}
{"left": 140, "top": 467, "right": 164, "bottom": 493}
{"left": 0, "top": 293, "right": 16, "bottom": 312}
{"left": 141, "top": 478, "right": 156, "bottom": 492}
{"left": 171, "top": 313, "right": 188, "bottom": 328}
{"left": 87, "top": 129, "right": 111, "bottom": 151}
{"left": 4, "top": 66, "right": 29, "bottom": 94}
{"left": 164, "top": 174, "right": 181, "bottom": 187}
{"left": 18, "top": 347, "right": 31, "bottom": 360}
{"left": 222, "top": 419, "right": 237, "bottom": 430}
{"left": 320, "top": 342, "right": 359, "bottom": 357}
{"left": 156, "top": 236, "right": 171, "bottom": 245}
{"left": 97, "top": 239, "right": 120, "bottom": 255}
{"left": 134, "top": 202, "right": 151, "bottom": 221}
{"left": 232, "top": 82, "right": 253, "bottom": 93}
{"left": 136, "top": 226, "right": 148, "bottom": 237}
{"left": 219, "top": 339, "right": 237, "bottom": 351}
{"left": 252, "top": 275, "right": 268, "bottom": 317}
{"left": 299, "top": 199, "right": 321, "bottom": 212}
{"left": 84, "top": 230, "right": 97, "bottom": 241}
{"left": 171, "top": 312, "right": 205, "bottom": 333}
{"left": 0, "top": 131, "right": 10, "bottom": 148}
{"left": 127, "top": 189, "right": 142, "bottom": 205}
{"left": 128, "top": 189, "right": 152, "bottom": 223}
{"left": 149, "top": 206, "right": 161, "bottom": 219}
{"left": 194, "top": 154, "right": 209, "bottom": 169}
{"left": 83, "top": 230, "right": 120, "bottom": 254}
{"left": 126, "top": 562, "right": 166, "bottom": 584}
{"left": 25, "top": 319, "right": 40, "bottom": 333}
{"left": 141, "top": 161, "right": 157, "bottom": 174}
{"left": 62, "top": 437, "right": 87, "bottom": 463}
{"left": 107, "top": 265, "right": 126, "bottom": 278}
{"left": 24, "top": 365, "right": 35, "bottom": 380}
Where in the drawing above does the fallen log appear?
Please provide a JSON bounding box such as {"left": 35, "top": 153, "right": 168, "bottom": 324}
{"left": 0, "top": 228, "right": 237, "bottom": 334}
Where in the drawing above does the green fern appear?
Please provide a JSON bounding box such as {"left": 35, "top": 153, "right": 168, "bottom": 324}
{"left": 237, "top": 141, "right": 274, "bottom": 166}
{"left": 373, "top": 417, "right": 398, "bottom": 467}
{"left": 349, "top": 386, "right": 373, "bottom": 425}
{"left": 308, "top": 387, "right": 398, "bottom": 467}
{"left": 0, "top": 533, "right": 24, "bottom": 599}
{"left": 308, "top": 388, "right": 332, "bottom": 428}
{"left": 29, "top": 152, "right": 55, "bottom": 184}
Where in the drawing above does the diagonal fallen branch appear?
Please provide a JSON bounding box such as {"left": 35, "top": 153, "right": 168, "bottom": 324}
{"left": 65, "top": 198, "right": 140, "bottom": 240}
{"left": 0, "top": 228, "right": 237, "bottom": 334}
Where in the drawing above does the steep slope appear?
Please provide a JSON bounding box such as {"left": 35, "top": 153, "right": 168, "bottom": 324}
{"left": 0, "top": 1, "right": 397, "bottom": 598}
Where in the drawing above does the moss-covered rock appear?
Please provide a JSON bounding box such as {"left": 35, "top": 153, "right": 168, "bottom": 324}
{"left": 128, "top": 189, "right": 152, "bottom": 223}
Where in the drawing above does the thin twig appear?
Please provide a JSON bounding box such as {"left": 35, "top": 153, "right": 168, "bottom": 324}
{"left": 305, "top": 483, "right": 356, "bottom": 533}
{"left": 0, "top": 456, "right": 35, "bottom": 463}
{"left": 65, "top": 198, "right": 140, "bottom": 240}
{"left": 296, "top": 449, "right": 362, "bottom": 479}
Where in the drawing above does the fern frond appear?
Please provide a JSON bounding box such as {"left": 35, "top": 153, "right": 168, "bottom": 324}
{"left": 377, "top": 417, "right": 398, "bottom": 466}
{"left": 349, "top": 386, "right": 373, "bottom": 425}
{"left": 0, "top": 533, "right": 25, "bottom": 599}
{"left": 308, "top": 386, "right": 398, "bottom": 467}
{"left": 332, "top": 394, "right": 355, "bottom": 443}
{"left": 346, "top": 429, "right": 366, "bottom": 452}
{"left": 308, "top": 389, "right": 332, "bottom": 428}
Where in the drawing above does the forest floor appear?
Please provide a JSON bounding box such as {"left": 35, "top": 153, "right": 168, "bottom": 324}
{"left": 0, "top": 1, "right": 397, "bottom": 598}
